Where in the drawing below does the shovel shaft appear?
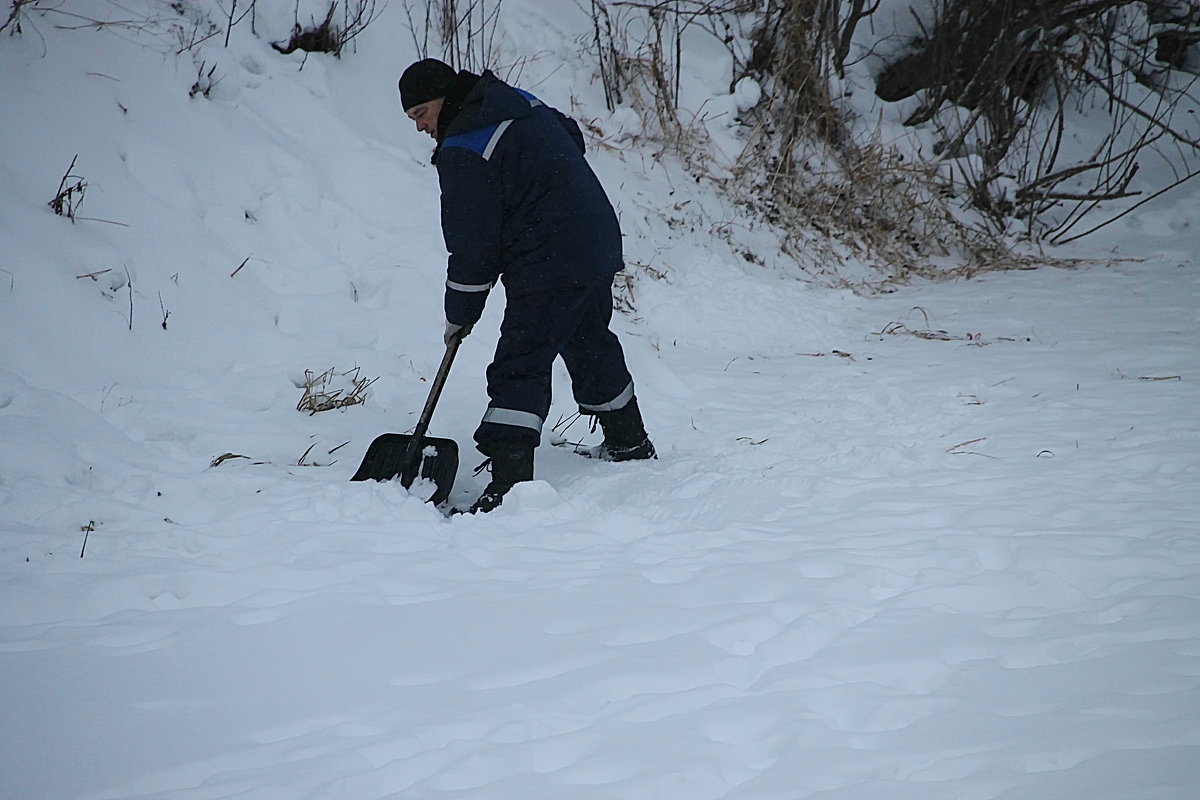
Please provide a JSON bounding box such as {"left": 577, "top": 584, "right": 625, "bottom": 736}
{"left": 400, "top": 332, "right": 463, "bottom": 488}
{"left": 412, "top": 332, "right": 462, "bottom": 445}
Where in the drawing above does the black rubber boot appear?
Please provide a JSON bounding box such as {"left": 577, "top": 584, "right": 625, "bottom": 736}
{"left": 469, "top": 441, "right": 535, "bottom": 514}
{"left": 580, "top": 396, "right": 656, "bottom": 462}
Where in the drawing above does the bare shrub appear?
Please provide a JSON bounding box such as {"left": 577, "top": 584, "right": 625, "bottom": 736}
{"left": 589, "top": 0, "right": 625, "bottom": 111}
{"left": 872, "top": 0, "right": 1200, "bottom": 242}
{"left": 588, "top": 1, "right": 741, "bottom": 142}
{"left": 721, "top": 1, "right": 1016, "bottom": 288}
{"left": 2, "top": 0, "right": 41, "bottom": 35}
{"left": 741, "top": 0, "right": 851, "bottom": 149}
{"left": 579, "top": 3, "right": 987, "bottom": 290}
{"left": 734, "top": 132, "right": 1030, "bottom": 290}
{"left": 576, "top": 0, "right": 1200, "bottom": 288}
{"left": 13, "top": 2, "right": 222, "bottom": 54}
{"left": 272, "top": 0, "right": 382, "bottom": 58}
{"left": 401, "top": 0, "right": 505, "bottom": 72}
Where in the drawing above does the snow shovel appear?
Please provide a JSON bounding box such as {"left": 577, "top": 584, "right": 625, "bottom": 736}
{"left": 350, "top": 333, "right": 463, "bottom": 505}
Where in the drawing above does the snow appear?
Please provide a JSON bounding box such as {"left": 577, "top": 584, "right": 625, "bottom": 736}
{"left": 2, "top": 2, "right": 1199, "bottom": 799}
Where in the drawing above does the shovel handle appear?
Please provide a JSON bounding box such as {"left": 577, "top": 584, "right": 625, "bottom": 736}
{"left": 413, "top": 331, "right": 462, "bottom": 441}
{"left": 401, "top": 331, "right": 464, "bottom": 487}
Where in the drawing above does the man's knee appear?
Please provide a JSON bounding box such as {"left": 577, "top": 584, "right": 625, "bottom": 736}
{"left": 474, "top": 410, "right": 543, "bottom": 454}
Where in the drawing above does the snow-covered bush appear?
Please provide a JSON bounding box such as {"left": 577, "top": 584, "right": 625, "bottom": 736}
{"left": 868, "top": 0, "right": 1200, "bottom": 244}
{"left": 576, "top": 0, "right": 1200, "bottom": 285}
{"left": 763, "top": 1, "right": 1200, "bottom": 241}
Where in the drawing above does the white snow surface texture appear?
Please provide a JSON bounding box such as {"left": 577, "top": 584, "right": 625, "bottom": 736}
{"left": 2, "top": 2, "right": 1199, "bottom": 799}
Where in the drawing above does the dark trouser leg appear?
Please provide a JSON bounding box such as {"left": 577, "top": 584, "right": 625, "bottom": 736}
{"left": 558, "top": 278, "right": 635, "bottom": 414}
{"left": 474, "top": 278, "right": 651, "bottom": 464}
{"left": 474, "top": 281, "right": 627, "bottom": 454}
{"left": 558, "top": 280, "right": 655, "bottom": 460}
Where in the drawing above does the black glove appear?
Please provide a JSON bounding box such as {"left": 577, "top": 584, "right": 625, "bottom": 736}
{"left": 444, "top": 320, "right": 473, "bottom": 346}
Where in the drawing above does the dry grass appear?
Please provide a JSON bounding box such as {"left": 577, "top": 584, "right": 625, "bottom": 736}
{"left": 870, "top": 307, "right": 1026, "bottom": 346}
{"left": 612, "top": 260, "right": 667, "bottom": 315}
{"left": 296, "top": 439, "right": 349, "bottom": 467}
{"left": 296, "top": 366, "right": 378, "bottom": 415}
{"left": 48, "top": 155, "right": 87, "bottom": 222}
{"left": 209, "top": 452, "right": 252, "bottom": 467}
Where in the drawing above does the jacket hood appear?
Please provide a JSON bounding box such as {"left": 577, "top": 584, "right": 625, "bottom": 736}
{"left": 442, "top": 71, "right": 534, "bottom": 138}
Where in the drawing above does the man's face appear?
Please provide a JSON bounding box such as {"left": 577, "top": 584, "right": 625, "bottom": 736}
{"left": 406, "top": 97, "right": 444, "bottom": 140}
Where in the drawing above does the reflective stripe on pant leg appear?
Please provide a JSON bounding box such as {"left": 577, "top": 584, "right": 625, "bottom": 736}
{"left": 578, "top": 380, "right": 634, "bottom": 414}
{"left": 481, "top": 406, "right": 544, "bottom": 434}
{"left": 447, "top": 279, "right": 494, "bottom": 293}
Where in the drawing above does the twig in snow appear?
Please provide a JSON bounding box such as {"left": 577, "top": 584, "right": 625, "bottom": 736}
{"left": 297, "top": 441, "right": 319, "bottom": 466}
{"left": 224, "top": 0, "right": 237, "bottom": 47}
{"left": 80, "top": 520, "right": 95, "bottom": 558}
{"left": 189, "top": 60, "right": 222, "bottom": 98}
{"left": 76, "top": 268, "right": 113, "bottom": 281}
{"left": 48, "top": 155, "right": 86, "bottom": 221}
{"left": 2, "top": 0, "right": 40, "bottom": 35}
{"left": 296, "top": 439, "right": 344, "bottom": 467}
{"left": 946, "top": 437, "right": 995, "bottom": 458}
{"left": 210, "top": 452, "right": 250, "bottom": 467}
{"left": 125, "top": 266, "right": 133, "bottom": 331}
{"left": 73, "top": 216, "right": 129, "bottom": 227}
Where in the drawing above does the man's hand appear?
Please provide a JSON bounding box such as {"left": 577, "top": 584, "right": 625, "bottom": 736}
{"left": 444, "top": 320, "right": 473, "bottom": 346}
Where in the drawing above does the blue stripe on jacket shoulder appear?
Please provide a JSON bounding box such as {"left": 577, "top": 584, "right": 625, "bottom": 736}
{"left": 442, "top": 124, "right": 500, "bottom": 157}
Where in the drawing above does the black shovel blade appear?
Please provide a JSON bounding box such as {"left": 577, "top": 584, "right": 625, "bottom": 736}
{"left": 350, "top": 433, "right": 459, "bottom": 506}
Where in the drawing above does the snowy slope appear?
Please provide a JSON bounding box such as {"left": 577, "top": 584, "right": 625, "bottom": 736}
{"left": 2, "top": 2, "right": 1199, "bottom": 799}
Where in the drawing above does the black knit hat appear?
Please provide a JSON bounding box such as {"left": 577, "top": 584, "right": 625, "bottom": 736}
{"left": 399, "top": 59, "right": 457, "bottom": 111}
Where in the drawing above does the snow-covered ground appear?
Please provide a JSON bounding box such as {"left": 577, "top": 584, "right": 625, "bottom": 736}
{"left": 2, "top": 2, "right": 1198, "bottom": 798}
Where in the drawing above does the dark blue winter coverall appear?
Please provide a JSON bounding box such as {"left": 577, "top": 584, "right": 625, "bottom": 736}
{"left": 434, "top": 72, "right": 636, "bottom": 455}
